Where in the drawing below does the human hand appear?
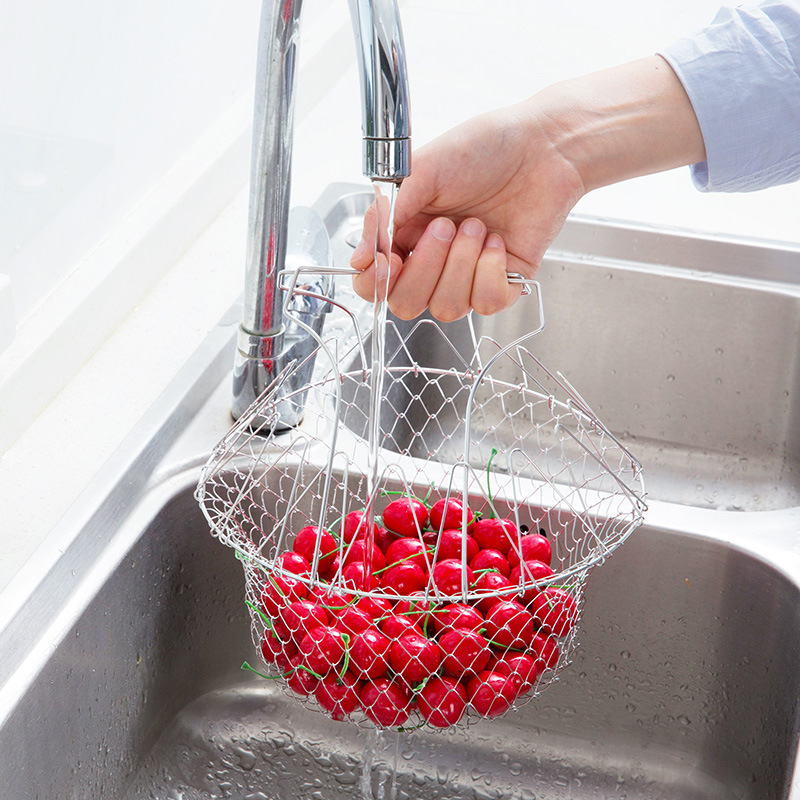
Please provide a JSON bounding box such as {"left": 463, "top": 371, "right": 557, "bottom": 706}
{"left": 350, "top": 56, "right": 705, "bottom": 322}
{"left": 349, "top": 102, "right": 586, "bottom": 321}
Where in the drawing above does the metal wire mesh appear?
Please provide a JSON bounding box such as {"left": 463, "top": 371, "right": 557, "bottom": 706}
{"left": 197, "top": 274, "right": 646, "bottom": 730}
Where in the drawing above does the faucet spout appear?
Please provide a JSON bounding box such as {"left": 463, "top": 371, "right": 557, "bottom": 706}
{"left": 231, "top": 0, "right": 411, "bottom": 426}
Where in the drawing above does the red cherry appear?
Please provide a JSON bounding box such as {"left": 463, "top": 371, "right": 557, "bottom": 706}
{"left": 472, "top": 571, "right": 512, "bottom": 615}
{"left": 439, "top": 628, "right": 492, "bottom": 677}
{"left": 278, "top": 550, "right": 311, "bottom": 576}
{"left": 382, "top": 497, "right": 429, "bottom": 537}
{"left": 483, "top": 600, "right": 536, "bottom": 650}
{"left": 472, "top": 517, "right": 518, "bottom": 555}
{"left": 309, "top": 587, "right": 354, "bottom": 613}
{"left": 278, "top": 599, "right": 329, "bottom": 644}
{"left": 385, "top": 538, "right": 431, "bottom": 572}
{"left": 432, "top": 559, "right": 474, "bottom": 597}
{"left": 490, "top": 651, "right": 541, "bottom": 693}
{"left": 341, "top": 561, "right": 379, "bottom": 592}
{"left": 432, "top": 602, "right": 484, "bottom": 634}
{"left": 293, "top": 525, "right": 338, "bottom": 574}
{"left": 373, "top": 525, "right": 398, "bottom": 552}
{"left": 390, "top": 633, "right": 442, "bottom": 685}
{"left": 380, "top": 562, "right": 428, "bottom": 596}
{"left": 417, "top": 676, "right": 467, "bottom": 728}
{"left": 435, "top": 530, "right": 479, "bottom": 563}
{"left": 355, "top": 595, "right": 392, "bottom": 620}
{"left": 467, "top": 670, "right": 519, "bottom": 717}
{"left": 343, "top": 539, "right": 386, "bottom": 573}
{"left": 333, "top": 605, "right": 373, "bottom": 636}
{"left": 429, "top": 497, "right": 474, "bottom": 532}
{"left": 508, "top": 532, "right": 552, "bottom": 568}
{"left": 360, "top": 679, "right": 412, "bottom": 727}
{"left": 342, "top": 510, "right": 377, "bottom": 543}
{"left": 349, "top": 628, "right": 392, "bottom": 679}
{"left": 530, "top": 631, "right": 561, "bottom": 670}
{"left": 393, "top": 592, "right": 437, "bottom": 632}
{"left": 260, "top": 628, "right": 297, "bottom": 672}
{"left": 530, "top": 588, "right": 577, "bottom": 637}
{"left": 510, "top": 559, "right": 556, "bottom": 605}
{"left": 259, "top": 574, "right": 308, "bottom": 618}
{"left": 379, "top": 613, "right": 423, "bottom": 640}
{"left": 470, "top": 548, "right": 510, "bottom": 577}
{"left": 315, "top": 671, "right": 361, "bottom": 720}
{"left": 298, "top": 625, "right": 347, "bottom": 674}
{"left": 285, "top": 654, "right": 319, "bottom": 696}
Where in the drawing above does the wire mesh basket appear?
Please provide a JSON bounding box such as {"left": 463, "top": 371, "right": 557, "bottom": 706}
{"left": 196, "top": 268, "right": 646, "bottom": 730}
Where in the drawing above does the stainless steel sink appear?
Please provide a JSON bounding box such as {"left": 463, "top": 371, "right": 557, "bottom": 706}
{"left": 2, "top": 184, "right": 800, "bottom": 799}
{"left": 324, "top": 185, "right": 800, "bottom": 513}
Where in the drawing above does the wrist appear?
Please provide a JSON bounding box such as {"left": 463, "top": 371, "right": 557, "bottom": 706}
{"left": 534, "top": 56, "right": 706, "bottom": 193}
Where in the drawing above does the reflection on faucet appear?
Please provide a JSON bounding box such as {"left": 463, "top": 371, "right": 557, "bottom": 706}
{"left": 231, "top": 0, "right": 411, "bottom": 429}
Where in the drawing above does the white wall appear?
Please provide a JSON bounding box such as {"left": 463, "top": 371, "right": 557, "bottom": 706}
{"left": 0, "top": 1, "right": 261, "bottom": 335}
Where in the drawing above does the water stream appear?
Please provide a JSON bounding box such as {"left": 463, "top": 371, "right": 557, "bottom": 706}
{"left": 362, "top": 180, "right": 400, "bottom": 572}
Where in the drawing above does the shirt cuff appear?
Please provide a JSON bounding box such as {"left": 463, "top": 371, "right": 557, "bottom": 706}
{"left": 658, "top": 3, "right": 800, "bottom": 192}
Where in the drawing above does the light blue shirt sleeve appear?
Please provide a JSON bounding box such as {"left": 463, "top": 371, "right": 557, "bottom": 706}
{"left": 658, "top": 1, "right": 800, "bottom": 192}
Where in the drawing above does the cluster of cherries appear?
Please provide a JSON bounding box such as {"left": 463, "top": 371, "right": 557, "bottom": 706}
{"left": 255, "top": 495, "right": 578, "bottom": 728}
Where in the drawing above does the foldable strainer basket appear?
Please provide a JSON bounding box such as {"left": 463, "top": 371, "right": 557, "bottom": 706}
{"left": 196, "top": 268, "right": 646, "bottom": 730}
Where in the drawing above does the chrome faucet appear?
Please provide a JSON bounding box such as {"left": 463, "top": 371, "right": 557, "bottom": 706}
{"left": 231, "top": 0, "right": 411, "bottom": 427}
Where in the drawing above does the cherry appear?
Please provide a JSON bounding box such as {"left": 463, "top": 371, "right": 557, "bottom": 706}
{"left": 380, "top": 562, "right": 428, "bottom": 596}
{"left": 530, "top": 631, "right": 561, "bottom": 670}
{"left": 510, "top": 559, "right": 556, "bottom": 605}
{"left": 309, "top": 587, "right": 353, "bottom": 613}
{"left": 483, "top": 600, "right": 536, "bottom": 650}
{"left": 416, "top": 676, "right": 467, "bottom": 728}
{"left": 285, "top": 654, "right": 319, "bottom": 696}
{"left": 432, "top": 558, "right": 474, "bottom": 597}
{"left": 431, "top": 602, "right": 484, "bottom": 634}
{"left": 342, "top": 509, "right": 378, "bottom": 543}
{"left": 435, "top": 530, "right": 479, "bottom": 563}
{"left": 333, "top": 605, "right": 373, "bottom": 636}
{"left": 393, "top": 592, "right": 437, "bottom": 631}
{"left": 278, "top": 551, "right": 311, "bottom": 576}
{"left": 382, "top": 496, "right": 429, "bottom": 537}
{"left": 429, "top": 497, "right": 474, "bottom": 533}
{"left": 293, "top": 525, "right": 338, "bottom": 574}
{"left": 507, "top": 532, "right": 552, "bottom": 568}
{"left": 315, "top": 671, "right": 361, "bottom": 720}
{"left": 298, "top": 625, "right": 347, "bottom": 674}
{"left": 467, "top": 670, "right": 519, "bottom": 717}
{"left": 472, "top": 571, "right": 512, "bottom": 615}
{"left": 439, "top": 628, "right": 492, "bottom": 677}
{"left": 390, "top": 633, "right": 442, "bottom": 685}
{"left": 341, "top": 561, "right": 379, "bottom": 592}
{"left": 472, "top": 517, "right": 517, "bottom": 555}
{"left": 379, "top": 612, "right": 424, "bottom": 640}
{"left": 343, "top": 539, "right": 386, "bottom": 573}
{"left": 470, "top": 548, "right": 510, "bottom": 577}
{"left": 278, "top": 599, "right": 328, "bottom": 645}
{"left": 259, "top": 574, "right": 308, "bottom": 618}
{"left": 385, "top": 538, "right": 430, "bottom": 572}
{"left": 349, "top": 628, "right": 392, "bottom": 680}
{"left": 490, "top": 651, "right": 541, "bottom": 693}
{"left": 260, "top": 628, "right": 296, "bottom": 672}
{"left": 360, "top": 679, "right": 412, "bottom": 728}
{"left": 355, "top": 595, "right": 392, "bottom": 620}
{"left": 530, "top": 587, "right": 577, "bottom": 637}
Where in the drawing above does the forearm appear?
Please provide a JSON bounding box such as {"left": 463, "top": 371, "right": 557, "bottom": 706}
{"left": 533, "top": 55, "right": 706, "bottom": 193}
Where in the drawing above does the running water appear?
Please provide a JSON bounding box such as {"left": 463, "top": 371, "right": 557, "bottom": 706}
{"left": 362, "top": 180, "right": 400, "bottom": 572}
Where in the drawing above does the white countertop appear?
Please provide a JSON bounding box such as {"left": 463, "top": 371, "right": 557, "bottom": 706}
{"left": 2, "top": 0, "right": 799, "bottom": 592}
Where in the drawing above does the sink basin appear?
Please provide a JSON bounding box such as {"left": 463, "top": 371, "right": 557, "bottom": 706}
{"left": 2, "top": 470, "right": 800, "bottom": 800}
{"left": 321, "top": 184, "right": 800, "bottom": 513}
{"left": 3, "top": 183, "right": 800, "bottom": 800}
